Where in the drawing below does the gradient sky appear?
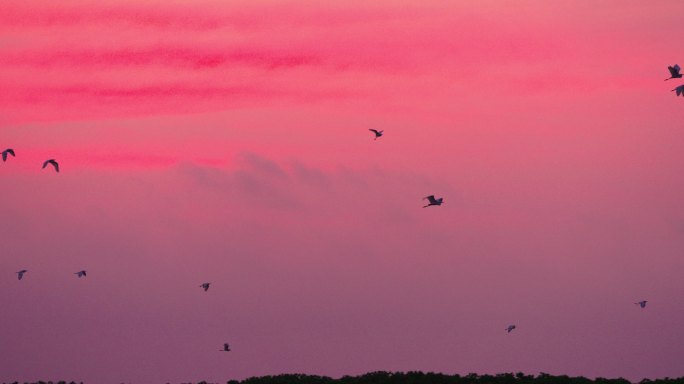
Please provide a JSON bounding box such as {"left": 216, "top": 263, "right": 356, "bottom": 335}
{"left": 2, "top": 1, "right": 684, "bottom": 383}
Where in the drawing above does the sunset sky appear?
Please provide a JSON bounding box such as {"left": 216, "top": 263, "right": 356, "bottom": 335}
{"left": 2, "top": 1, "right": 684, "bottom": 383}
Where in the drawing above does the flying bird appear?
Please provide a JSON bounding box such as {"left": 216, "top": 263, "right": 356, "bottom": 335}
{"left": 423, "top": 195, "right": 444, "bottom": 208}
{"left": 16, "top": 270, "right": 27, "bottom": 280}
{"left": 369, "top": 129, "right": 384, "bottom": 140}
{"left": 2, "top": 149, "right": 15, "bottom": 162}
{"left": 672, "top": 85, "right": 684, "bottom": 97}
{"left": 635, "top": 300, "right": 647, "bottom": 308}
{"left": 200, "top": 283, "right": 211, "bottom": 292}
{"left": 42, "top": 159, "right": 59, "bottom": 173}
{"left": 221, "top": 343, "right": 231, "bottom": 352}
{"left": 506, "top": 325, "right": 516, "bottom": 333}
{"left": 666, "top": 64, "right": 682, "bottom": 80}
{"left": 75, "top": 270, "right": 87, "bottom": 278}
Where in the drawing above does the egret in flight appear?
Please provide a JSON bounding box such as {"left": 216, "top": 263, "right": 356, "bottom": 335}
{"left": 75, "top": 270, "right": 87, "bottom": 278}
{"left": 200, "top": 283, "right": 211, "bottom": 292}
{"left": 2, "top": 149, "right": 15, "bottom": 162}
{"left": 506, "top": 325, "right": 516, "bottom": 333}
{"left": 672, "top": 85, "right": 684, "bottom": 97}
{"left": 635, "top": 300, "right": 647, "bottom": 308}
{"left": 221, "top": 343, "right": 231, "bottom": 352}
{"left": 16, "top": 270, "right": 27, "bottom": 280}
{"left": 42, "top": 159, "right": 59, "bottom": 173}
{"left": 369, "top": 129, "right": 384, "bottom": 140}
{"left": 423, "top": 195, "right": 443, "bottom": 208}
{"left": 666, "top": 64, "right": 682, "bottom": 80}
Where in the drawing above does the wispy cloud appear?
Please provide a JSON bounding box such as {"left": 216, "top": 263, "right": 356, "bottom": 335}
{"left": 0, "top": 48, "right": 322, "bottom": 70}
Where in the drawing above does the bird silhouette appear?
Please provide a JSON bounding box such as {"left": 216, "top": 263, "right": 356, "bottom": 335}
{"left": 666, "top": 64, "right": 682, "bottom": 80}
{"left": 200, "top": 283, "right": 211, "bottom": 292}
{"left": 42, "top": 159, "right": 59, "bottom": 173}
{"left": 672, "top": 85, "right": 684, "bottom": 96}
{"left": 635, "top": 300, "right": 647, "bottom": 308}
{"left": 506, "top": 325, "right": 516, "bottom": 333}
{"left": 221, "top": 343, "right": 231, "bottom": 351}
{"left": 75, "top": 270, "right": 87, "bottom": 278}
{"left": 423, "top": 195, "right": 444, "bottom": 208}
{"left": 16, "top": 270, "right": 27, "bottom": 280}
{"left": 2, "top": 149, "right": 15, "bottom": 162}
{"left": 369, "top": 129, "right": 384, "bottom": 140}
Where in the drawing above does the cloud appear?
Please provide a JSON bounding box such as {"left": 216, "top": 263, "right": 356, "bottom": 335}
{"left": 0, "top": 47, "right": 323, "bottom": 70}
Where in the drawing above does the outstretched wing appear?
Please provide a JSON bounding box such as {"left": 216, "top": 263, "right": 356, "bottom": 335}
{"left": 669, "top": 65, "right": 679, "bottom": 77}
{"left": 2, "top": 149, "right": 14, "bottom": 161}
{"left": 51, "top": 160, "right": 60, "bottom": 173}
{"left": 678, "top": 86, "right": 684, "bottom": 96}
{"left": 423, "top": 195, "right": 437, "bottom": 204}
{"left": 42, "top": 160, "right": 50, "bottom": 169}
{"left": 369, "top": 129, "right": 380, "bottom": 135}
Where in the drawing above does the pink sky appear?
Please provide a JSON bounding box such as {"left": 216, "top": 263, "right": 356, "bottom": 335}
{"left": 2, "top": 1, "right": 684, "bottom": 383}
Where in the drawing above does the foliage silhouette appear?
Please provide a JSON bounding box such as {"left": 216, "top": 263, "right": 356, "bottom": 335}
{"left": 5, "top": 373, "right": 684, "bottom": 384}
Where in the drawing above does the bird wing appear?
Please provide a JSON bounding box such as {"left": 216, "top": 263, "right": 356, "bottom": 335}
{"left": 423, "top": 195, "right": 435, "bottom": 201}
{"left": 42, "top": 160, "right": 49, "bottom": 169}
{"left": 52, "top": 161, "right": 60, "bottom": 172}
{"left": 678, "top": 86, "right": 684, "bottom": 96}
{"left": 675, "top": 64, "right": 681, "bottom": 74}
{"left": 369, "top": 129, "right": 380, "bottom": 135}
{"left": 7, "top": 149, "right": 13, "bottom": 157}
{"left": 1, "top": 152, "right": 6, "bottom": 162}
{"left": 669, "top": 66, "right": 678, "bottom": 76}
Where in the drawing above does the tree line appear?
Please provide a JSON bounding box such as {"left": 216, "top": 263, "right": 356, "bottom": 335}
{"left": 5, "top": 372, "right": 684, "bottom": 384}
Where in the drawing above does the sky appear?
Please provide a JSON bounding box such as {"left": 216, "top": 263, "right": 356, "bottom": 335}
{"left": 2, "top": 1, "right": 684, "bottom": 383}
